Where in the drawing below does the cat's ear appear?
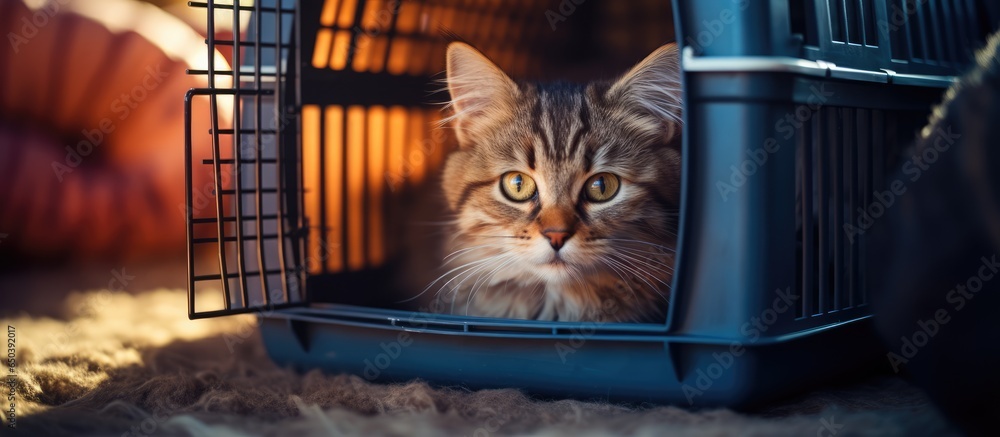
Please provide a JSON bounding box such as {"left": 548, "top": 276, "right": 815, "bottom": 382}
{"left": 606, "top": 44, "right": 683, "bottom": 143}
{"left": 445, "top": 42, "right": 519, "bottom": 145}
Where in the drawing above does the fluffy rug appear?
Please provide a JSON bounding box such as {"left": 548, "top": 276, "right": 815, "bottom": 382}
{"left": 2, "top": 288, "right": 960, "bottom": 437}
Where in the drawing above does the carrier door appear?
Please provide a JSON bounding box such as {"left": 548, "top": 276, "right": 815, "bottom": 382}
{"left": 184, "top": 0, "right": 307, "bottom": 319}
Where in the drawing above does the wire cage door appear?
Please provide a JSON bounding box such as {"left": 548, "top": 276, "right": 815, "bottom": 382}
{"left": 185, "top": 0, "right": 307, "bottom": 319}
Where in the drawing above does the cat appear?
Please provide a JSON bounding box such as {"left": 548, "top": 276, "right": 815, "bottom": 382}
{"left": 414, "top": 42, "right": 683, "bottom": 323}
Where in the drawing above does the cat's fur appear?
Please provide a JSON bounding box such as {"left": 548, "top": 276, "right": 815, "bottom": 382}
{"left": 419, "top": 43, "right": 683, "bottom": 322}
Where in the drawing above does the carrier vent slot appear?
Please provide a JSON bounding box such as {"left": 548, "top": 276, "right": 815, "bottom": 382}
{"left": 797, "top": 106, "right": 897, "bottom": 318}
{"left": 828, "top": 0, "right": 878, "bottom": 46}
{"left": 887, "top": 0, "right": 980, "bottom": 66}
{"left": 862, "top": 0, "right": 878, "bottom": 46}
{"left": 790, "top": 0, "right": 819, "bottom": 47}
{"left": 843, "top": 0, "right": 862, "bottom": 45}
{"left": 829, "top": 0, "right": 846, "bottom": 42}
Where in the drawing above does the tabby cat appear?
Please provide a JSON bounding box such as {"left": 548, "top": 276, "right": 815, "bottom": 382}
{"left": 420, "top": 42, "right": 683, "bottom": 322}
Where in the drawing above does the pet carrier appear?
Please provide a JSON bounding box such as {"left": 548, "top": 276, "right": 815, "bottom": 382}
{"left": 184, "top": 0, "right": 996, "bottom": 406}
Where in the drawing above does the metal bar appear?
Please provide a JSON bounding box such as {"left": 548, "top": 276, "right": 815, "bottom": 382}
{"left": 185, "top": 90, "right": 196, "bottom": 318}
{"left": 275, "top": 0, "right": 291, "bottom": 304}
{"left": 254, "top": 0, "right": 271, "bottom": 307}
{"left": 210, "top": 38, "right": 292, "bottom": 48}
{"left": 202, "top": 158, "right": 278, "bottom": 164}
{"left": 211, "top": 129, "right": 278, "bottom": 134}
{"left": 188, "top": 303, "right": 303, "bottom": 320}
{"left": 216, "top": 188, "right": 286, "bottom": 194}
{"left": 194, "top": 270, "right": 286, "bottom": 282}
{"left": 207, "top": 0, "right": 233, "bottom": 311}
{"left": 231, "top": 0, "right": 251, "bottom": 310}
{"left": 187, "top": 70, "right": 279, "bottom": 77}
{"left": 294, "top": 0, "right": 308, "bottom": 303}
{"left": 193, "top": 235, "right": 280, "bottom": 244}
{"left": 192, "top": 215, "right": 279, "bottom": 224}
{"left": 188, "top": 1, "right": 293, "bottom": 13}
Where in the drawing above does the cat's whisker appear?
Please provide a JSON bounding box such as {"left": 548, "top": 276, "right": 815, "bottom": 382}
{"left": 442, "top": 243, "right": 509, "bottom": 263}
{"left": 605, "top": 256, "right": 670, "bottom": 303}
{"left": 466, "top": 255, "right": 518, "bottom": 314}
{"left": 615, "top": 245, "right": 675, "bottom": 260}
{"left": 467, "top": 255, "right": 509, "bottom": 298}
{"left": 612, "top": 246, "right": 677, "bottom": 260}
{"left": 440, "top": 261, "right": 498, "bottom": 301}
{"left": 600, "top": 238, "right": 676, "bottom": 252}
{"left": 397, "top": 257, "right": 499, "bottom": 303}
{"left": 609, "top": 254, "right": 673, "bottom": 288}
{"left": 597, "top": 258, "right": 640, "bottom": 303}
{"left": 451, "top": 254, "right": 515, "bottom": 314}
{"left": 446, "top": 253, "right": 512, "bottom": 295}
{"left": 614, "top": 247, "right": 676, "bottom": 272}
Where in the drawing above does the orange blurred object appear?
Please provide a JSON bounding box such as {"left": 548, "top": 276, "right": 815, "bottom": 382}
{"left": 0, "top": 0, "right": 233, "bottom": 261}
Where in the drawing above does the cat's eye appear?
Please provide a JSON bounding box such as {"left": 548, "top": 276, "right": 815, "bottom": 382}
{"left": 584, "top": 173, "right": 621, "bottom": 202}
{"left": 500, "top": 171, "right": 537, "bottom": 202}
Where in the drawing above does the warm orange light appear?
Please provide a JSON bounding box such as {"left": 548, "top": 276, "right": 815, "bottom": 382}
{"left": 406, "top": 109, "right": 427, "bottom": 184}
{"left": 395, "top": 1, "right": 420, "bottom": 33}
{"left": 493, "top": 10, "right": 510, "bottom": 41}
{"left": 337, "top": 0, "right": 358, "bottom": 28}
{"left": 428, "top": 42, "right": 447, "bottom": 73}
{"left": 330, "top": 30, "right": 351, "bottom": 70}
{"left": 452, "top": 9, "right": 470, "bottom": 36}
{"left": 353, "top": 34, "right": 372, "bottom": 72}
{"left": 324, "top": 106, "right": 345, "bottom": 272}
{"left": 478, "top": 10, "right": 495, "bottom": 41}
{"left": 361, "top": 0, "right": 384, "bottom": 29}
{"left": 387, "top": 38, "right": 411, "bottom": 75}
{"left": 320, "top": 0, "right": 340, "bottom": 27}
{"left": 367, "top": 106, "right": 387, "bottom": 266}
{"left": 368, "top": 35, "right": 388, "bottom": 73}
{"left": 387, "top": 106, "right": 407, "bottom": 193}
{"left": 346, "top": 106, "right": 366, "bottom": 270}
{"left": 407, "top": 40, "right": 431, "bottom": 75}
{"left": 425, "top": 109, "right": 447, "bottom": 169}
{"left": 301, "top": 105, "right": 322, "bottom": 273}
{"left": 436, "top": 5, "right": 455, "bottom": 30}
{"left": 312, "top": 29, "right": 333, "bottom": 69}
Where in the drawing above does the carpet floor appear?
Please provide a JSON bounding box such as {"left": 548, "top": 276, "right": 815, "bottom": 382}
{"left": 1, "top": 288, "right": 960, "bottom": 437}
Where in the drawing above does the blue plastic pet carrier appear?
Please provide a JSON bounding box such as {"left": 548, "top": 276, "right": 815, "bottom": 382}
{"left": 184, "top": 0, "right": 997, "bottom": 406}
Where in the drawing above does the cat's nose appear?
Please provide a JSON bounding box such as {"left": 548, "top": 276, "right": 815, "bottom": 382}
{"left": 542, "top": 229, "right": 573, "bottom": 251}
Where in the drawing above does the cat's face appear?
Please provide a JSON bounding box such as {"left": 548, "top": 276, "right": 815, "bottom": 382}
{"left": 439, "top": 43, "right": 682, "bottom": 319}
